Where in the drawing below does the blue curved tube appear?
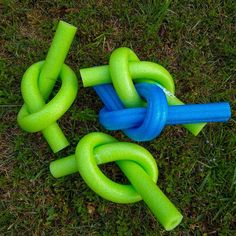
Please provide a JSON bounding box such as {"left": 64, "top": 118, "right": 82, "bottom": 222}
{"left": 94, "top": 83, "right": 231, "bottom": 141}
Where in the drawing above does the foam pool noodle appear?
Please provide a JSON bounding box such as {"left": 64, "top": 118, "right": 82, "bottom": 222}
{"left": 94, "top": 83, "right": 231, "bottom": 141}
{"left": 80, "top": 47, "right": 208, "bottom": 136}
{"left": 50, "top": 132, "right": 183, "bottom": 231}
{"left": 17, "top": 21, "right": 78, "bottom": 153}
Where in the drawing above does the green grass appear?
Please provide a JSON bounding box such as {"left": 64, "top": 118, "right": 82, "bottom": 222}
{"left": 1, "top": 0, "right": 236, "bottom": 235}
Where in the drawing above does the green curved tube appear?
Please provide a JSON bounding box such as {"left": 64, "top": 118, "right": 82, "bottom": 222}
{"left": 50, "top": 132, "right": 183, "bottom": 230}
{"left": 109, "top": 47, "right": 142, "bottom": 107}
{"left": 80, "top": 49, "right": 206, "bottom": 135}
{"left": 17, "top": 21, "right": 78, "bottom": 152}
{"left": 18, "top": 62, "right": 77, "bottom": 132}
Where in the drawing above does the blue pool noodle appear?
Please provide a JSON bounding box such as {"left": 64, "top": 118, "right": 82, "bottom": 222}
{"left": 94, "top": 83, "right": 231, "bottom": 139}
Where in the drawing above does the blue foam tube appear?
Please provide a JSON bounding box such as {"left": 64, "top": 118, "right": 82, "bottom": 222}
{"left": 94, "top": 83, "right": 231, "bottom": 140}
{"left": 99, "top": 102, "right": 231, "bottom": 130}
{"left": 167, "top": 103, "right": 231, "bottom": 124}
{"left": 94, "top": 83, "right": 124, "bottom": 110}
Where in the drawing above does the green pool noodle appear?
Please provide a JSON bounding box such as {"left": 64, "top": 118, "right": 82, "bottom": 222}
{"left": 50, "top": 132, "right": 183, "bottom": 231}
{"left": 17, "top": 21, "right": 78, "bottom": 153}
{"left": 80, "top": 47, "right": 206, "bottom": 136}
{"left": 38, "top": 21, "right": 77, "bottom": 99}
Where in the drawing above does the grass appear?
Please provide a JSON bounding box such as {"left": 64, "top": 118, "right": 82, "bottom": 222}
{"left": 0, "top": 0, "right": 236, "bottom": 235}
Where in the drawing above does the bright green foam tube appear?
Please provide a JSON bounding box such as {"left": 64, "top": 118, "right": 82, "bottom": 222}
{"left": 18, "top": 21, "right": 77, "bottom": 153}
{"left": 39, "top": 21, "right": 77, "bottom": 100}
{"left": 80, "top": 63, "right": 206, "bottom": 135}
{"left": 50, "top": 154, "right": 78, "bottom": 178}
{"left": 50, "top": 154, "right": 182, "bottom": 230}
{"left": 39, "top": 21, "right": 77, "bottom": 152}
{"left": 17, "top": 61, "right": 78, "bottom": 153}
{"left": 50, "top": 144, "right": 182, "bottom": 230}
{"left": 117, "top": 160, "right": 183, "bottom": 231}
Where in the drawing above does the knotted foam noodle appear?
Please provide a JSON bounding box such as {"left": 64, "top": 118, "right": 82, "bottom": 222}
{"left": 17, "top": 21, "right": 78, "bottom": 153}
{"left": 50, "top": 132, "right": 183, "bottom": 231}
{"left": 96, "top": 83, "right": 168, "bottom": 141}
{"left": 80, "top": 47, "right": 207, "bottom": 135}
{"left": 95, "top": 83, "right": 231, "bottom": 141}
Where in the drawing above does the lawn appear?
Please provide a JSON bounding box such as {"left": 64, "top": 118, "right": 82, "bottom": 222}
{"left": 0, "top": 0, "right": 236, "bottom": 235}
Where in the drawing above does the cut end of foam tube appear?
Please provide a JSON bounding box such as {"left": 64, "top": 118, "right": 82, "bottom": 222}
{"left": 80, "top": 66, "right": 111, "bottom": 87}
{"left": 183, "top": 123, "right": 207, "bottom": 136}
{"left": 50, "top": 154, "right": 78, "bottom": 178}
{"left": 164, "top": 214, "right": 183, "bottom": 231}
{"left": 59, "top": 20, "right": 77, "bottom": 32}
